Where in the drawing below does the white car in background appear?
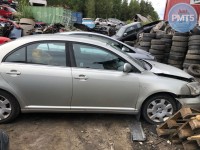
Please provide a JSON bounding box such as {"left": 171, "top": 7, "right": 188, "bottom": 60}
{"left": 29, "top": 0, "right": 47, "bottom": 6}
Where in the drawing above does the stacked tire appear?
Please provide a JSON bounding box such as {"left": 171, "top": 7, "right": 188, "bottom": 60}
{"left": 183, "top": 35, "right": 200, "bottom": 71}
{"left": 161, "top": 34, "right": 173, "bottom": 64}
{"left": 149, "top": 39, "right": 165, "bottom": 62}
{"left": 168, "top": 33, "right": 189, "bottom": 69}
{"left": 138, "top": 33, "right": 156, "bottom": 52}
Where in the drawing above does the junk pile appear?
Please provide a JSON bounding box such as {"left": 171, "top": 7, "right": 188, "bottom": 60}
{"left": 156, "top": 107, "right": 200, "bottom": 150}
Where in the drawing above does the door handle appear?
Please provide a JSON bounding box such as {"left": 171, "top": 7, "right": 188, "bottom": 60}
{"left": 74, "top": 75, "right": 88, "bottom": 80}
{"left": 6, "top": 70, "right": 21, "bottom": 75}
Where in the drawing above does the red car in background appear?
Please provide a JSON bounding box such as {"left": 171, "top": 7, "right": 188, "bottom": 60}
{"left": 0, "top": 36, "right": 10, "bottom": 44}
{"left": 0, "top": 5, "right": 16, "bottom": 19}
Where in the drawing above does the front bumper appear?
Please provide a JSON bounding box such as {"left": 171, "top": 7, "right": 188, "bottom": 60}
{"left": 176, "top": 96, "right": 200, "bottom": 109}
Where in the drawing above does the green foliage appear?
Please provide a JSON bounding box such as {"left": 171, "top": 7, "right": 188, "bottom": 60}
{"left": 129, "top": 0, "right": 140, "bottom": 20}
{"left": 47, "top": 0, "right": 159, "bottom": 21}
{"left": 85, "top": 0, "right": 95, "bottom": 18}
{"left": 17, "top": 0, "right": 34, "bottom": 19}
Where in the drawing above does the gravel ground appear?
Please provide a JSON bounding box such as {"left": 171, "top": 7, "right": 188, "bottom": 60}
{"left": 0, "top": 113, "right": 179, "bottom": 150}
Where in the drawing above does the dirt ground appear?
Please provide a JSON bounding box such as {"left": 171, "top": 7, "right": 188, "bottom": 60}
{"left": 0, "top": 113, "right": 179, "bottom": 150}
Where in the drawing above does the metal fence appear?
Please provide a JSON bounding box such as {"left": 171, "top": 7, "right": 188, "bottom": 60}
{"left": 28, "top": 6, "right": 72, "bottom": 26}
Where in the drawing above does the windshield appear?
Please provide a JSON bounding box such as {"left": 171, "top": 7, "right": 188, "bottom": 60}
{"left": 107, "top": 42, "right": 147, "bottom": 70}
{"left": 116, "top": 27, "right": 126, "bottom": 37}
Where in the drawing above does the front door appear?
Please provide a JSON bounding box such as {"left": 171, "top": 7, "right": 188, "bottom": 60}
{"left": 71, "top": 43, "right": 140, "bottom": 112}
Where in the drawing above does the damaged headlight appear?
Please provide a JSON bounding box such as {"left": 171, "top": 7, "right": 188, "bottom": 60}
{"left": 187, "top": 82, "right": 200, "bottom": 96}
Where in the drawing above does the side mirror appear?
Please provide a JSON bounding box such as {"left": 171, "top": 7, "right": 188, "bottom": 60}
{"left": 123, "top": 63, "right": 132, "bottom": 73}
{"left": 122, "top": 46, "right": 126, "bottom": 52}
{"left": 123, "top": 33, "right": 127, "bottom": 37}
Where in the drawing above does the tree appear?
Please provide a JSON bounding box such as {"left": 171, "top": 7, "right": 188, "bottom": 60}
{"left": 85, "top": 0, "right": 95, "bottom": 18}
{"left": 120, "top": 0, "right": 129, "bottom": 21}
{"left": 128, "top": 0, "right": 140, "bottom": 20}
{"left": 111, "top": 0, "right": 122, "bottom": 19}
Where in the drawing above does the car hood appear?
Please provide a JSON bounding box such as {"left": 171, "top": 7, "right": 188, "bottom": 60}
{"left": 128, "top": 47, "right": 155, "bottom": 60}
{"left": 146, "top": 60, "right": 193, "bottom": 80}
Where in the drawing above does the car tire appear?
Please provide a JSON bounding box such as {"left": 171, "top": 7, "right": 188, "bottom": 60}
{"left": 142, "top": 94, "right": 177, "bottom": 124}
{"left": 163, "top": 34, "right": 173, "bottom": 39}
{"left": 188, "top": 40, "right": 200, "bottom": 46}
{"left": 151, "top": 39, "right": 165, "bottom": 45}
{"left": 188, "top": 64, "right": 200, "bottom": 77}
{"left": 171, "top": 46, "right": 188, "bottom": 52}
{"left": 140, "top": 42, "right": 151, "bottom": 47}
{"left": 170, "top": 51, "right": 186, "bottom": 57}
{"left": 143, "top": 33, "right": 156, "bottom": 38}
{"left": 186, "top": 54, "right": 200, "bottom": 60}
{"left": 0, "top": 129, "right": 9, "bottom": 150}
{"left": 0, "top": 91, "right": 20, "bottom": 123}
{"left": 172, "top": 36, "right": 188, "bottom": 42}
{"left": 142, "top": 37, "right": 152, "bottom": 42}
{"left": 169, "top": 55, "right": 185, "bottom": 61}
{"left": 172, "top": 41, "right": 188, "bottom": 47}
{"left": 187, "top": 50, "right": 200, "bottom": 54}
{"left": 149, "top": 49, "right": 164, "bottom": 55}
{"left": 189, "top": 45, "right": 200, "bottom": 50}
{"left": 151, "top": 45, "right": 165, "bottom": 50}
{"left": 174, "top": 32, "right": 189, "bottom": 37}
{"left": 168, "top": 59, "right": 183, "bottom": 65}
{"left": 189, "top": 35, "right": 200, "bottom": 40}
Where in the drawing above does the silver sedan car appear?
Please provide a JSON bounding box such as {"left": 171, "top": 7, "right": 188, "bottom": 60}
{"left": 0, "top": 34, "right": 199, "bottom": 124}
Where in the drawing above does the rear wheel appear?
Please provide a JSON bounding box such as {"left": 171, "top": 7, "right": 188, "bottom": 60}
{"left": 142, "top": 94, "right": 177, "bottom": 124}
{"left": 0, "top": 91, "right": 20, "bottom": 123}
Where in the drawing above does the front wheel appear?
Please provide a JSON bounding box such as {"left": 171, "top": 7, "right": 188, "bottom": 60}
{"left": 142, "top": 94, "right": 177, "bottom": 124}
{"left": 0, "top": 91, "right": 20, "bottom": 123}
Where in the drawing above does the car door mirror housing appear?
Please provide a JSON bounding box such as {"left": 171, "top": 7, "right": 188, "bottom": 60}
{"left": 123, "top": 33, "right": 127, "bottom": 37}
{"left": 123, "top": 63, "right": 132, "bottom": 73}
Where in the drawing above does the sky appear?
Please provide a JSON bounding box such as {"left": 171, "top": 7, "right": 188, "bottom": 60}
{"left": 147, "top": 0, "right": 167, "bottom": 19}
{"left": 128, "top": 0, "right": 167, "bottom": 19}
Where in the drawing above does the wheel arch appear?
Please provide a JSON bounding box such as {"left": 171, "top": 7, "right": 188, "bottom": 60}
{"left": 136, "top": 92, "right": 180, "bottom": 120}
{"left": 0, "top": 88, "right": 22, "bottom": 109}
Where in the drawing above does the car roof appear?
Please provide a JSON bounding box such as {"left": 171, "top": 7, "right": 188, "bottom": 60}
{"left": 122, "top": 22, "right": 141, "bottom": 28}
{"left": 3, "top": 34, "right": 110, "bottom": 47}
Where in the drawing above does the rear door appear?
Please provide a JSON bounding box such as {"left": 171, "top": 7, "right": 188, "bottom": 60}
{"left": 0, "top": 41, "right": 72, "bottom": 109}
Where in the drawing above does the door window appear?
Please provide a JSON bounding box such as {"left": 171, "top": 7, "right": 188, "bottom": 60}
{"left": 5, "top": 47, "right": 26, "bottom": 63}
{"left": 73, "top": 43, "right": 126, "bottom": 71}
{"left": 5, "top": 42, "right": 67, "bottom": 67}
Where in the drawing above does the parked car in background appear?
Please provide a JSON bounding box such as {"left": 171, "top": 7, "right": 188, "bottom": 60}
{"left": 82, "top": 18, "right": 95, "bottom": 29}
{"left": 0, "top": 36, "right": 10, "bottom": 44}
{"left": 29, "top": 0, "right": 47, "bottom": 6}
{"left": 95, "top": 18, "right": 115, "bottom": 27}
{"left": 59, "top": 31, "right": 155, "bottom": 61}
{"left": 112, "top": 22, "right": 143, "bottom": 42}
{"left": 0, "top": 18, "right": 22, "bottom": 39}
{"left": 0, "top": 5, "right": 16, "bottom": 19}
{"left": 108, "top": 18, "right": 125, "bottom": 26}
{"left": 0, "top": 34, "right": 199, "bottom": 124}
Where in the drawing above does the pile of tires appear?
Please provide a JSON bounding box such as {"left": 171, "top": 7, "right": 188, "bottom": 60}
{"left": 138, "top": 33, "right": 156, "bottom": 52}
{"left": 168, "top": 33, "right": 189, "bottom": 69}
{"left": 183, "top": 35, "right": 200, "bottom": 71}
{"left": 149, "top": 39, "right": 165, "bottom": 62}
{"left": 161, "top": 34, "right": 173, "bottom": 64}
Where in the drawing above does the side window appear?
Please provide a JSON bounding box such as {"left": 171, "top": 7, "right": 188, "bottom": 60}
{"left": 126, "top": 26, "right": 136, "bottom": 35}
{"left": 27, "top": 42, "right": 66, "bottom": 66}
{"left": 73, "top": 43, "right": 126, "bottom": 71}
{"left": 4, "top": 42, "right": 67, "bottom": 67}
{"left": 5, "top": 47, "right": 26, "bottom": 62}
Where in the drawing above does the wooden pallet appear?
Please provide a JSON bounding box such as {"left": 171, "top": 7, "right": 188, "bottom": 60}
{"left": 156, "top": 107, "right": 200, "bottom": 150}
{"left": 157, "top": 108, "right": 200, "bottom": 136}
